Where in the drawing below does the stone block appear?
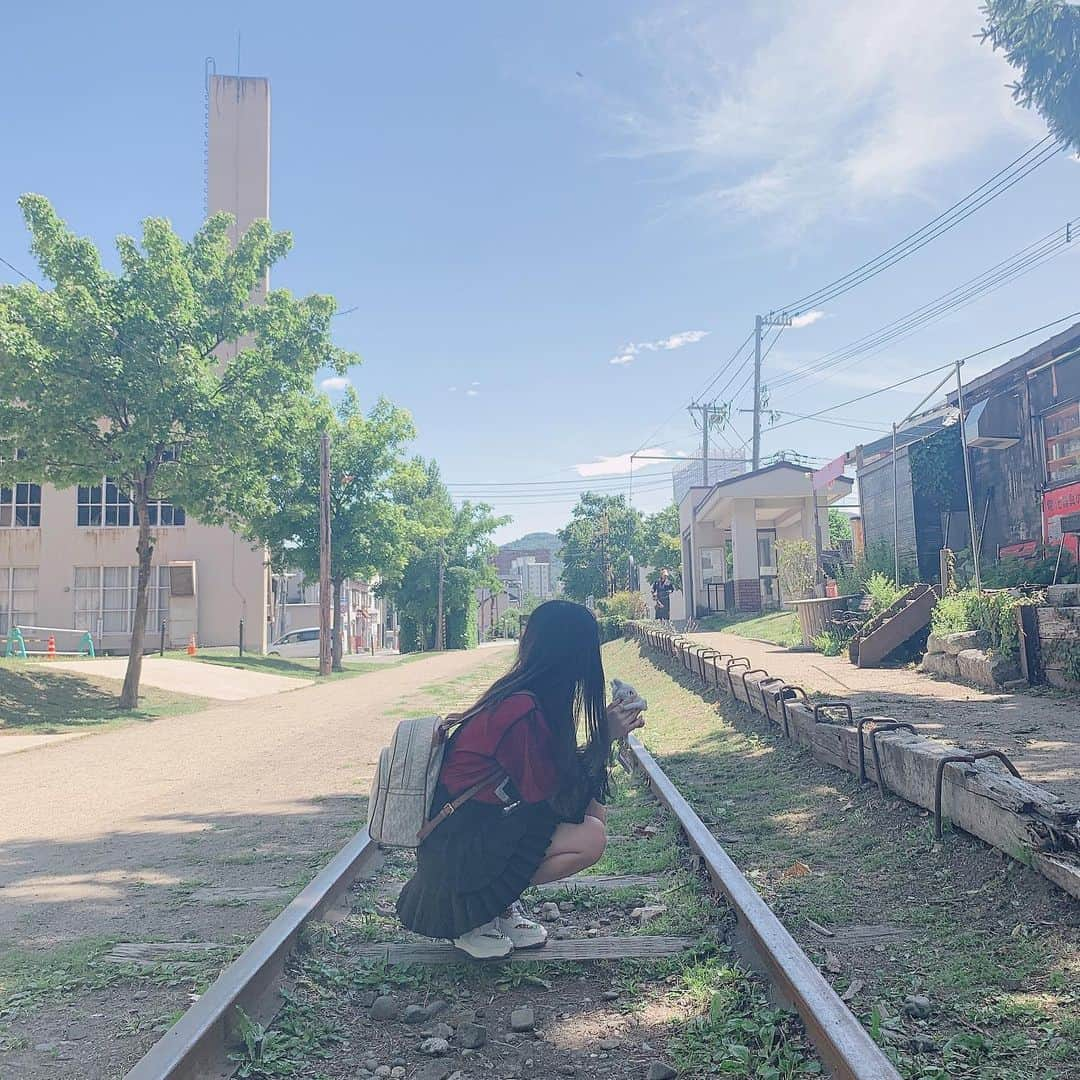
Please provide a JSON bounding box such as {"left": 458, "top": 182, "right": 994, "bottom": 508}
{"left": 955, "top": 649, "right": 1019, "bottom": 690}
{"left": 944, "top": 630, "right": 990, "bottom": 655}
{"left": 925, "top": 633, "right": 947, "bottom": 655}
{"left": 1045, "top": 584, "right": 1080, "bottom": 608}
{"left": 919, "top": 652, "right": 959, "bottom": 679}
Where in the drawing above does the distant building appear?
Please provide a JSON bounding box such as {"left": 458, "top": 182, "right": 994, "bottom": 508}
{"left": 672, "top": 453, "right": 746, "bottom": 506}
{"left": 510, "top": 556, "right": 551, "bottom": 600}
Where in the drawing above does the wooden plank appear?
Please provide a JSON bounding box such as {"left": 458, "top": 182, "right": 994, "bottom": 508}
{"left": 371, "top": 873, "right": 663, "bottom": 901}
{"left": 347, "top": 935, "right": 694, "bottom": 966}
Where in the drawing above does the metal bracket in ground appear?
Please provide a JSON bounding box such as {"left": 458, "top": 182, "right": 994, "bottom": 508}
{"left": 724, "top": 657, "right": 751, "bottom": 697}
{"left": 867, "top": 722, "right": 917, "bottom": 797}
{"left": 855, "top": 717, "right": 897, "bottom": 785}
{"left": 739, "top": 668, "right": 771, "bottom": 711}
{"left": 757, "top": 677, "right": 787, "bottom": 722}
{"left": 777, "top": 685, "right": 809, "bottom": 739}
{"left": 695, "top": 649, "right": 724, "bottom": 685}
{"left": 813, "top": 702, "right": 853, "bottom": 725}
{"left": 934, "top": 750, "right": 1022, "bottom": 840}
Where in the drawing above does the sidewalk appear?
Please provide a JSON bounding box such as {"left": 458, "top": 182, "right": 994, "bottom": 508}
{"left": 689, "top": 629, "right": 1080, "bottom": 805}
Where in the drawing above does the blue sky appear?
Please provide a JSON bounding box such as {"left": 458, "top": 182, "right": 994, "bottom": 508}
{"left": 3, "top": 1, "right": 1078, "bottom": 542}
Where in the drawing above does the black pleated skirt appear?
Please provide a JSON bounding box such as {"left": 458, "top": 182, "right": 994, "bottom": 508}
{"left": 396, "top": 785, "right": 561, "bottom": 940}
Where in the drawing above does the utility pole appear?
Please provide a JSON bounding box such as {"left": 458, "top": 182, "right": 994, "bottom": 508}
{"left": 955, "top": 361, "right": 982, "bottom": 591}
{"left": 752, "top": 312, "right": 794, "bottom": 471}
{"left": 318, "top": 431, "right": 332, "bottom": 676}
{"left": 435, "top": 546, "right": 446, "bottom": 650}
{"left": 688, "top": 402, "right": 730, "bottom": 486}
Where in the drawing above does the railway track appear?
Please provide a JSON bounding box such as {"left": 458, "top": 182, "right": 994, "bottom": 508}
{"left": 123, "top": 733, "right": 899, "bottom": 1080}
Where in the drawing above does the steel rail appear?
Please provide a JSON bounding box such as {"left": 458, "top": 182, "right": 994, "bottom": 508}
{"left": 124, "top": 830, "right": 380, "bottom": 1080}
{"left": 628, "top": 734, "right": 902, "bottom": 1080}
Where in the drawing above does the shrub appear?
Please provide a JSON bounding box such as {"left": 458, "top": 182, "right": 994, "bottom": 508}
{"left": 813, "top": 629, "right": 851, "bottom": 656}
{"left": 929, "top": 587, "right": 1042, "bottom": 662}
{"left": 865, "top": 572, "right": 905, "bottom": 616}
{"left": 836, "top": 540, "right": 907, "bottom": 595}
{"left": 776, "top": 539, "right": 815, "bottom": 601}
{"left": 596, "top": 615, "right": 626, "bottom": 644}
{"left": 596, "top": 590, "right": 649, "bottom": 621}
{"left": 980, "top": 546, "right": 1079, "bottom": 587}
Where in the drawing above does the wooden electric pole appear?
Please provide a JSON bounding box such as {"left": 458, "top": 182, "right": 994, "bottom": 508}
{"left": 435, "top": 546, "right": 446, "bottom": 650}
{"left": 318, "top": 431, "right": 332, "bottom": 676}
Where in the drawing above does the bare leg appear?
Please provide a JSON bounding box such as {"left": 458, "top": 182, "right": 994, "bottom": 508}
{"left": 531, "top": 816, "right": 606, "bottom": 886}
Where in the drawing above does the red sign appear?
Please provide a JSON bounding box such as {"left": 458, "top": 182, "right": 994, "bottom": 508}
{"left": 813, "top": 453, "right": 847, "bottom": 492}
{"left": 1043, "top": 482, "right": 1080, "bottom": 558}
{"left": 998, "top": 540, "right": 1037, "bottom": 560}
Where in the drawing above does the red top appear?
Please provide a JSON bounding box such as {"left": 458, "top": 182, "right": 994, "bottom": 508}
{"left": 440, "top": 692, "right": 560, "bottom": 805}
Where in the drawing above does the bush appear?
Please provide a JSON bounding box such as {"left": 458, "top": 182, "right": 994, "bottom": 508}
{"left": 836, "top": 540, "right": 907, "bottom": 595}
{"left": 813, "top": 629, "right": 851, "bottom": 656}
{"left": 865, "top": 572, "right": 905, "bottom": 616}
{"left": 596, "top": 590, "right": 649, "bottom": 621}
{"left": 980, "top": 546, "right": 1079, "bottom": 587}
{"left": 776, "top": 539, "right": 816, "bottom": 601}
{"left": 596, "top": 615, "right": 626, "bottom": 644}
{"left": 929, "top": 587, "right": 1042, "bottom": 662}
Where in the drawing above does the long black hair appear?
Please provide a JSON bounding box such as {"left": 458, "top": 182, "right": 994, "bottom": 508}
{"left": 457, "top": 599, "right": 611, "bottom": 805}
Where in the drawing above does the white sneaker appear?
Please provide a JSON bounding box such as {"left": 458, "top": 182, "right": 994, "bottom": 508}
{"left": 496, "top": 902, "right": 549, "bottom": 950}
{"left": 452, "top": 919, "right": 514, "bottom": 959}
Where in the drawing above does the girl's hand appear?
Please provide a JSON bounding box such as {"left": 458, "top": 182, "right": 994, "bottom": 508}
{"left": 607, "top": 699, "right": 646, "bottom": 740}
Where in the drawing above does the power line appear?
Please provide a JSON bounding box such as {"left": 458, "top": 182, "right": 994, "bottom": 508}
{"left": 770, "top": 218, "right": 1080, "bottom": 392}
{"left": 769, "top": 135, "right": 1064, "bottom": 317}
{"left": 768, "top": 310, "right": 1080, "bottom": 435}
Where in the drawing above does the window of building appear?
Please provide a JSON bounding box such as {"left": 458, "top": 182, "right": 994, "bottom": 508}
{"left": 756, "top": 530, "right": 777, "bottom": 571}
{"left": 0, "top": 484, "right": 42, "bottom": 527}
{"left": 0, "top": 567, "right": 38, "bottom": 635}
{"left": 73, "top": 566, "right": 171, "bottom": 636}
{"left": 76, "top": 479, "right": 185, "bottom": 527}
{"left": 1045, "top": 402, "right": 1080, "bottom": 485}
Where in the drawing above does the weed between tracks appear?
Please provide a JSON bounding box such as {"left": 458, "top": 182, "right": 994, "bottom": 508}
{"left": 605, "top": 638, "right": 1080, "bottom": 1079}
{"left": 243, "top": 771, "right": 822, "bottom": 1079}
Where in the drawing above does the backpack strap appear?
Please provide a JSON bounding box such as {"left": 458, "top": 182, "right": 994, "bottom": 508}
{"left": 416, "top": 765, "right": 506, "bottom": 843}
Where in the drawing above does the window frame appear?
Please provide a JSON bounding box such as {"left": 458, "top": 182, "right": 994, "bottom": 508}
{"left": 73, "top": 565, "right": 171, "bottom": 637}
{"left": 0, "top": 567, "right": 39, "bottom": 635}
{"left": 0, "top": 483, "right": 42, "bottom": 528}
{"left": 1043, "top": 400, "right": 1080, "bottom": 487}
{"left": 76, "top": 477, "right": 185, "bottom": 528}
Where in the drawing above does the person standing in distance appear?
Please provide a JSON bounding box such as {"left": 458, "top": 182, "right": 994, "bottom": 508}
{"left": 652, "top": 568, "right": 675, "bottom": 622}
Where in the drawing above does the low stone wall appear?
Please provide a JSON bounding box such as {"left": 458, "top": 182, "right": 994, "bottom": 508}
{"left": 919, "top": 630, "right": 1019, "bottom": 690}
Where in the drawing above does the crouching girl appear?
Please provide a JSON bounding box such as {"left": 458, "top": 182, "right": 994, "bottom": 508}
{"left": 396, "top": 599, "right": 645, "bottom": 958}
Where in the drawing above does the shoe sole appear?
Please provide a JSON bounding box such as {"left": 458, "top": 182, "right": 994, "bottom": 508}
{"left": 452, "top": 942, "right": 515, "bottom": 960}
{"left": 505, "top": 933, "right": 548, "bottom": 950}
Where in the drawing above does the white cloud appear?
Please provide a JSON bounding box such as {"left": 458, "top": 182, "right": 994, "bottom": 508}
{"left": 471, "top": 380, "right": 481, "bottom": 386}
{"left": 612, "top": 2, "right": 1037, "bottom": 233}
{"left": 790, "top": 310, "right": 825, "bottom": 329}
{"left": 466, "top": 388, "right": 479, "bottom": 397}
{"left": 319, "top": 376, "right": 351, "bottom": 392}
{"left": 574, "top": 446, "right": 686, "bottom": 477}
{"left": 609, "top": 329, "right": 709, "bottom": 365}
{"left": 448, "top": 385, "right": 458, "bottom": 392}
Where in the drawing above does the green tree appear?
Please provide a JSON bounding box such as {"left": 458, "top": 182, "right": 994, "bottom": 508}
{"left": 639, "top": 503, "right": 682, "bottom": 589}
{"left": 385, "top": 462, "right": 506, "bottom": 651}
{"left": 0, "top": 196, "right": 351, "bottom": 707}
{"left": 249, "top": 391, "right": 418, "bottom": 671}
{"left": 557, "top": 493, "right": 643, "bottom": 602}
{"left": 828, "top": 508, "right": 853, "bottom": 548}
{"left": 981, "top": 1, "right": 1080, "bottom": 148}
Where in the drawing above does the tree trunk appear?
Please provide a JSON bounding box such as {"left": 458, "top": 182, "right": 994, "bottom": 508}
{"left": 120, "top": 484, "right": 154, "bottom": 710}
{"left": 331, "top": 576, "right": 344, "bottom": 673}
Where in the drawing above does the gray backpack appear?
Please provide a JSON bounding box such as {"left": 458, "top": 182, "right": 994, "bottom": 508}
{"left": 367, "top": 714, "right": 503, "bottom": 849}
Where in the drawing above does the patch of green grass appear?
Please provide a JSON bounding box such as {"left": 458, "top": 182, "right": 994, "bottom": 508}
{"left": 695, "top": 610, "right": 802, "bottom": 647}
{"left": 0, "top": 938, "right": 123, "bottom": 1017}
{"left": 0, "top": 662, "right": 209, "bottom": 734}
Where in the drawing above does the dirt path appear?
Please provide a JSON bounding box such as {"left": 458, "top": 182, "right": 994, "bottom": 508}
{"left": 0, "top": 644, "right": 513, "bottom": 952}
{"left": 691, "top": 630, "right": 1080, "bottom": 804}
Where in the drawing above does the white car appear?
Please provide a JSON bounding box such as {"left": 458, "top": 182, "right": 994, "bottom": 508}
{"left": 268, "top": 627, "right": 321, "bottom": 657}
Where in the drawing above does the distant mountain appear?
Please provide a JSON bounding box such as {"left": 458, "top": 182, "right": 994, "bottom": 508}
{"left": 497, "top": 532, "right": 564, "bottom": 586}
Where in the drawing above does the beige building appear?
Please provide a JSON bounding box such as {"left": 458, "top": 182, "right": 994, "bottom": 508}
{"left": 679, "top": 461, "right": 853, "bottom": 616}
{"left": 0, "top": 74, "right": 274, "bottom": 654}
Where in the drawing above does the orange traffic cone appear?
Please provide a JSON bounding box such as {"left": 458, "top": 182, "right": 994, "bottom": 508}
{"left": 46, "top": 634, "right": 56, "bottom": 660}
{"left": 187, "top": 634, "right": 197, "bottom": 656}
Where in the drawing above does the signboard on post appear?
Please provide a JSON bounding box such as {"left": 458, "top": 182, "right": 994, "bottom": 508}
{"left": 1044, "top": 482, "right": 1080, "bottom": 559}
